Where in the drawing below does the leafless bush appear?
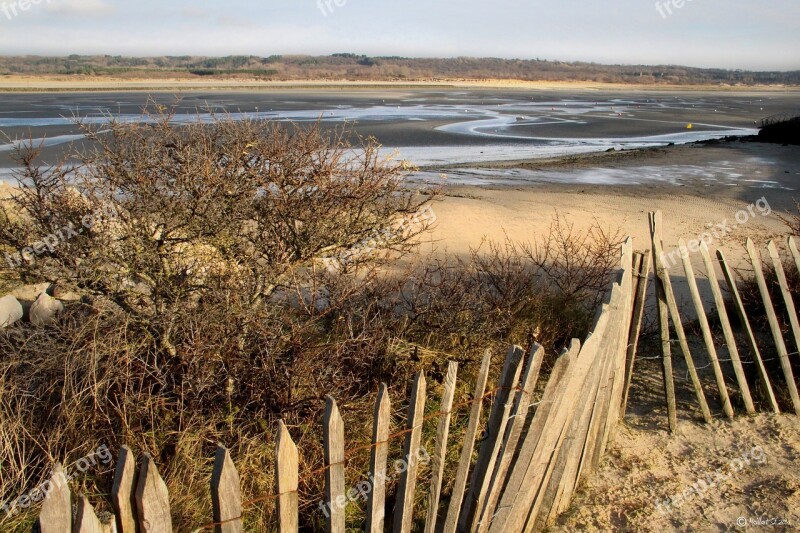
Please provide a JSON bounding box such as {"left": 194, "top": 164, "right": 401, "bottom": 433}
{"left": 0, "top": 109, "right": 435, "bottom": 356}
{"left": 391, "top": 217, "right": 624, "bottom": 360}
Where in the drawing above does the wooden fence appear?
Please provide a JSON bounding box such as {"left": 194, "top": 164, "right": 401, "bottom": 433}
{"left": 644, "top": 210, "right": 800, "bottom": 430}
{"left": 33, "top": 238, "right": 640, "bottom": 532}
{"left": 33, "top": 209, "right": 800, "bottom": 532}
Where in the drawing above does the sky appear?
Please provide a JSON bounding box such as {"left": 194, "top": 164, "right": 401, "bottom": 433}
{"left": 0, "top": 0, "right": 798, "bottom": 70}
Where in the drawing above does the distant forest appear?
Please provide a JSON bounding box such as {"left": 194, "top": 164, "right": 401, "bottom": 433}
{"left": 1, "top": 54, "right": 798, "bottom": 85}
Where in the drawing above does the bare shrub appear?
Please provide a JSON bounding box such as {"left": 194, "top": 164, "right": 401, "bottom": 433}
{"left": 0, "top": 109, "right": 435, "bottom": 356}
{"left": 391, "top": 217, "right": 624, "bottom": 362}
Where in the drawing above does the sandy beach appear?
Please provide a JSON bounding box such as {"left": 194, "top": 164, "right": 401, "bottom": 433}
{"left": 1, "top": 77, "right": 798, "bottom": 93}
{"left": 422, "top": 140, "right": 798, "bottom": 266}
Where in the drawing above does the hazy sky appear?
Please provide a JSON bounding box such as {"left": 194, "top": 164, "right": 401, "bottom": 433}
{"left": 0, "top": 0, "right": 798, "bottom": 70}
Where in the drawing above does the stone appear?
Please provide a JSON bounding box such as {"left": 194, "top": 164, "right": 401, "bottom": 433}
{"left": 29, "top": 292, "right": 65, "bottom": 327}
{"left": 10, "top": 282, "right": 52, "bottom": 302}
{"left": 0, "top": 295, "right": 24, "bottom": 328}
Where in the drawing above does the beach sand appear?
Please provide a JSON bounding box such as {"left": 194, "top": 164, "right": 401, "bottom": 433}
{"left": 553, "top": 407, "right": 800, "bottom": 532}
{"left": 1, "top": 76, "right": 797, "bottom": 92}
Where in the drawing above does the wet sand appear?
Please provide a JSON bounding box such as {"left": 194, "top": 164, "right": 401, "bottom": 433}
{"left": 2, "top": 88, "right": 798, "bottom": 169}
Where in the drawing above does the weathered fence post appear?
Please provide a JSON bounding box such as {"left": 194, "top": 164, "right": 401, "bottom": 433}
{"left": 393, "top": 371, "right": 427, "bottom": 533}
{"left": 746, "top": 238, "right": 800, "bottom": 415}
{"left": 649, "top": 212, "right": 678, "bottom": 431}
{"left": 650, "top": 212, "right": 712, "bottom": 424}
{"left": 75, "top": 495, "right": 105, "bottom": 533}
{"left": 621, "top": 249, "right": 651, "bottom": 418}
{"left": 788, "top": 236, "right": 800, "bottom": 276}
{"left": 366, "top": 384, "right": 391, "bottom": 533}
{"left": 112, "top": 445, "right": 138, "bottom": 533}
{"left": 276, "top": 420, "right": 299, "bottom": 533}
{"left": 442, "top": 349, "right": 491, "bottom": 533}
{"left": 604, "top": 237, "right": 635, "bottom": 447}
{"left": 36, "top": 465, "right": 71, "bottom": 533}
{"left": 424, "top": 362, "right": 458, "bottom": 533}
{"left": 135, "top": 454, "right": 172, "bottom": 533}
{"left": 717, "top": 249, "right": 779, "bottom": 413}
{"left": 461, "top": 345, "right": 524, "bottom": 532}
{"left": 478, "top": 344, "right": 545, "bottom": 532}
{"left": 699, "top": 242, "right": 755, "bottom": 414}
{"left": 211, "top": 445, "right": 243, "bottom": 533}
{"left": 323, "top": 396, "right": 346, "bottom": 533}
{"left": 488, "top": 338, "right": 580, "bottom": 533}
{"left": 679, "top": 238, "right": 734, "bottom": 419}
{"left": 767, "top": 240, "right": 800, "bottom": 358}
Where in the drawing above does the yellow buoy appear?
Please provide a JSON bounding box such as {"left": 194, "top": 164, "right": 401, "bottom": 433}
{"left": 686, "top": 123, "right": 693, "bottom": 129}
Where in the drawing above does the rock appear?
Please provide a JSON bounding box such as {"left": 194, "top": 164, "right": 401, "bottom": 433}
{"left": 10, "top": 282, "right": 53, "bottom": 302}
{"left": 0, "top": 295, "right": 24, "bottom": 328}
{"left": 29, "top": 292, "right": 64, "bottom": 327}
